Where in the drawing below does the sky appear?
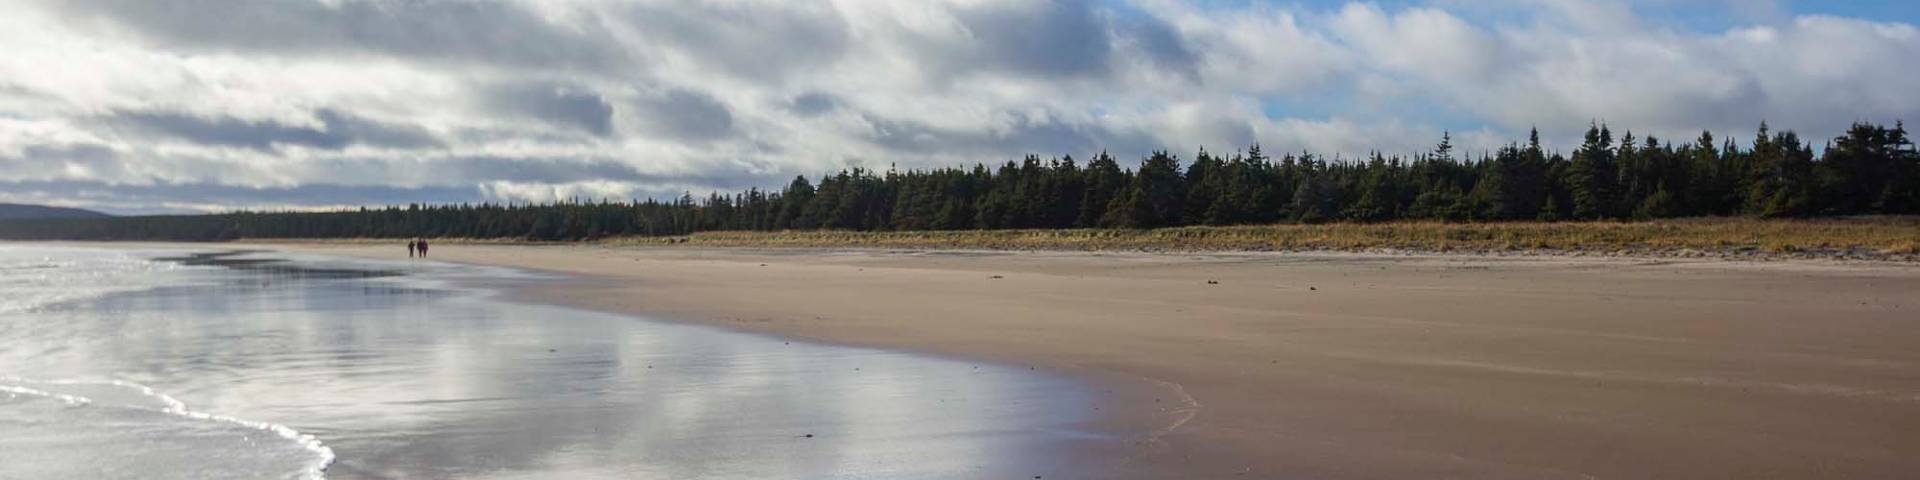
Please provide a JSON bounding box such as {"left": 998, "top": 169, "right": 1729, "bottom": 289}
{"left": 1, "top": 0, "right": 1916, "bottom": 214}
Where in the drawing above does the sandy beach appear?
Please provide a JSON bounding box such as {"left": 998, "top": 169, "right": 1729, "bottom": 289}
{"left": 264, "top": 243, "right": 1920, "bottom": 479}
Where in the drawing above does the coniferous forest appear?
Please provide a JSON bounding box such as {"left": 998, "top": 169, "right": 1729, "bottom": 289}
{"left": 1, "top": 122, "right": 1915, "bottom": 242}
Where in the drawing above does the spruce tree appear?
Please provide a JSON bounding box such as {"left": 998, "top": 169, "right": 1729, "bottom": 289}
{"left": 1291, "top": 175, "right": 1335, "bottom": 223}
{"left": 1348, "top": 154, "right": 1398, "bottom": 221}
{"left": 1184, "top": 148, "right": 1226, "bottom": 223}
{"left": 776, "top": 176, "right": 815, "bottom": 229}
{"left": 1465, "top": 158, "right": 1504, "bottom": 220}
{"left": 1114, "top": 151, "right": 1185, "bottom": 228}
{"left": 1569, "top": 123, "right": 1619, "bottom": 219}
{"left": 1635, "top": 183, "right": 1676, "bottom": 220}
{"left": 1078, "top": 152, "right": 1126, "bottom": 227}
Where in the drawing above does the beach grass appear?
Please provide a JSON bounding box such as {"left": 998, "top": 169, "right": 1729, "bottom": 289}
{"left": 597, "top": 217, "right": 1920, "bottom": 258}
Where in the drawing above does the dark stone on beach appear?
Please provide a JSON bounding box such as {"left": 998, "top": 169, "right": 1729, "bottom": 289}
{"left": 1309, "top": 286, "right": 1317, "bottom": 291}
{"left": 990, "top": 275, "right": 1004, "bottom": 279}
{"left": 804, "top": 434, "right": 813, "bottom": 438}
{"left": 1207, "top": 280, "right": 1219, "bottom": 285}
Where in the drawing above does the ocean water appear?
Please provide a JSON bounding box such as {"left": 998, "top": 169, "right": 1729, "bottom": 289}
{"left": 0, "top": 244, "right": 1104, "bottom": 479}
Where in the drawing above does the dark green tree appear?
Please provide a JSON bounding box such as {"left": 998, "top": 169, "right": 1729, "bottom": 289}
{"left": 1568, "top": 123, "right": 1619, "bottom": 219}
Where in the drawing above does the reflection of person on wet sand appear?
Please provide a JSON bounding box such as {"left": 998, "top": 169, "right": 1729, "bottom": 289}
{"left": 407, "top": 240, "right": 417, "bottom": 258}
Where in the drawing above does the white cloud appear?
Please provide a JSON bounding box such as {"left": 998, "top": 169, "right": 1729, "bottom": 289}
{"left": 0, "top": 0, "right": 1914, "bottom": 212}
{"left": 479, "top": 180, "right": 650, "bottom": 204}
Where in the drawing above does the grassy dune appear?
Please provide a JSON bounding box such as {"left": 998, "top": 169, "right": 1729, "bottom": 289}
{"left": 605, "top": 217, "right": 1920, "bottom": 259}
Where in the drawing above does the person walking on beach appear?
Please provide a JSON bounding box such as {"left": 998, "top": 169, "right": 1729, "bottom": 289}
{"left": 407, "top": 240, "right": 417, "bottom": 258}
{"left": 418, "top": 239, "right": 429, "bottom": 257}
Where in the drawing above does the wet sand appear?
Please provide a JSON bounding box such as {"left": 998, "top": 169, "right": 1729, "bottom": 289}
{"left": 265, "top": 243, "right": 1920, "bottom": 479}
{"left": 4, "top": 244, "right": 1111, "bottom": 479}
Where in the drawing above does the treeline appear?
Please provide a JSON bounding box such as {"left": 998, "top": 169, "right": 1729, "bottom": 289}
{"left": 0, "top": 122, "right": 1914, "bottom": 242}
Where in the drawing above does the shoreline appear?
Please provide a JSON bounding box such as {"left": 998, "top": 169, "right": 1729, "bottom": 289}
{"left": 238, "top": 242, "right": 1920, "bottom": 478}
{"left": 4, "top": 243, "right": 1124, "bottom": 479}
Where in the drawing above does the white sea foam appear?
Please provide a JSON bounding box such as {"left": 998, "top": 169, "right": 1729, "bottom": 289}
{"left": 0, "top": 384, "right": 91, "bottom": 406}
{"left": 0, "top": 376, "right": 334, "bottom": 479}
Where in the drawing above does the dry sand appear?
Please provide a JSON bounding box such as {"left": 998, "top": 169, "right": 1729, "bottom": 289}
{"left": 263, "top": 243, "right": 1920, "bottom": 479}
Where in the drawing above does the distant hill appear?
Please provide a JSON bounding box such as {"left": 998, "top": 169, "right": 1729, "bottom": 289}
{"left": 0, "top": 203, "right": 112, "bottom": 220}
